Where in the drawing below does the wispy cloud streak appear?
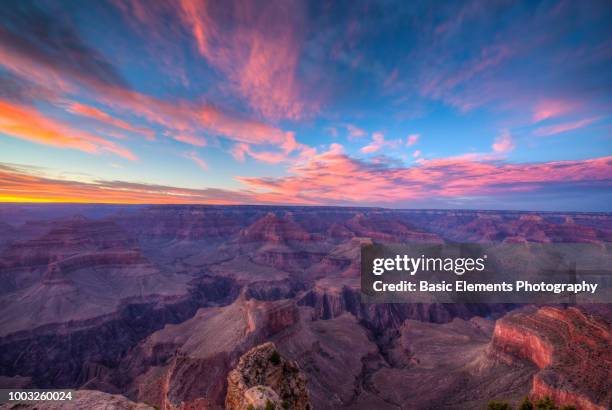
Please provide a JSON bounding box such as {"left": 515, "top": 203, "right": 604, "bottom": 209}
{"left": 0, "top": 100, "right": 136, "bottom": 160}
{"left": 533, "top": 117, "right": 600, "bottom": 137}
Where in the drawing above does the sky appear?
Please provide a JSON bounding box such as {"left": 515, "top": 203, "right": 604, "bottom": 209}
{"left": 0, "top": 0, "right": 611, "bottom": 211}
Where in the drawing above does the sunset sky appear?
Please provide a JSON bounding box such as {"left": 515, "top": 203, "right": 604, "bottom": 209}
{"left": 0, "top": 0, "right": 611, "bottom": 210}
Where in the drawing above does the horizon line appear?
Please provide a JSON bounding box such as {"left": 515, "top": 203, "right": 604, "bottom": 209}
{"left": 0, "top": 202, "right": 610, "bottom": 215}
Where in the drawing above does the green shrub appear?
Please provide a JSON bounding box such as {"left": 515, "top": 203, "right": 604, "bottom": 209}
{"left": 519, "top": 396, "right": 534, "bottom": 410}
{"left": 535, "top": 396, "right": 557, "bottom": 410}
{"left": 265, "top": 399, "right": 276, "bottom": 410}
{"left": 270, "top": 350, "right": 281, "bottom": 365}
{"left": 559, "top": 406, "right": 576, "bottom": 410}
{"left": 488, "top": 400, "right": 512, "bottom": 410}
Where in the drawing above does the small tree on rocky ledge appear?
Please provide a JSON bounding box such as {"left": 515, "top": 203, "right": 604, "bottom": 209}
{"left": 519, "top": 396, "right": 533, "bottom": 410}
{"left": 488, "top": 400, "right": 512, "bottom": 410}
{"left": 534, "top": 396, "right": 578, "bottom": 410}
{"left": 535, "top": 396, "right": 557, "bottom": 410}
{"left": 269, "top": 350, "right": 281, "bottom": 365}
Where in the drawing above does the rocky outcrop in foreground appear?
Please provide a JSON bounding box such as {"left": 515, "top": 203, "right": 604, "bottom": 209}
{"left": 226, "top": 342, "right": 311, "bottom": 410}
{"left": 492, "top": 307, "right": 611, "bottom": 410}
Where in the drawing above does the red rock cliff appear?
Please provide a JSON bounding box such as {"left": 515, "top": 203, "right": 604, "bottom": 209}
{"left": 491, "top": 307, "right": 611, "bottom": 410}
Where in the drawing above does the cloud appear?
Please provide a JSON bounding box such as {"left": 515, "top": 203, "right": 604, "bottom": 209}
{"left": 346, "top": 124, "right": 367, "bottom": 139}
{"left": 0, "top": 163, "right": 322, "bottom": 205}
{"left": 492, "top": 130, "right": 514, "bottom": 153}
{"left": 231, "top": 143, "right": 285, "bottom": 164}
{"left": 406, "top": 133, "right": 420, "bottom": 146}
{"left": 361, "top": 132, "right": 401, "bottom": 154}
{"left": 67, "top": 102, "right": 155, "bottom": 140}
{"left": 183, "top": 151, "right": 208, "bottom": 170}
{"left": 2, "top": 152, "right": 610, "bottom": 208}
{"left": 405, "top": 1, "right": 612, "bottom": 120}
{"left": 80, "top": 83, "right": 295, "bottom": 148}
{"left": 171, "top": 133, "right": 207, "bottom": 147}
{"left": 0, "top": 72, "right": 59, "bottom": 104}
{"left": 6, "top": 57, "right": 294, "bottom": 149}
{"left": 230, "top": 133, "right": 315, "bottom": 164}
{"left": 239, "top": 145, "right": 612, "bottom": 205}
{"left": 0, "top": 2, "right": 126, "bottom": 92}
{"left": 419, "top": 43, "right": 514, "bottom": 111}
{"left": 361, "top": 132, "right": 385, "bottom": 154}
{"left": 0, "top": 163, "right": 256, "bottom": 204}
{"left": 0, "top": 99, "right": 136, "bottom": 161}
{"left": 0, "top": 1, "right": 297, "bottom": 154}
{"left": 131, "top": 0, "right": 316, "bottom": 120}
{"left": 532, "top": 99, "right": 579, "bottom": 122}
{"left": 412, "top": 150, "right": 421, "bottom": 158}
{"left": 533, "top": 117, "right": 600, "bottom": 137}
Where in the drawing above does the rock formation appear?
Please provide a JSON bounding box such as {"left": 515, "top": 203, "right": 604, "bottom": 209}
{"left": 225, "top": 342, "right": 310, "bottom": 410}
{"left": 120, "top": 296, "right": 299, "bottom": 409}
{"left": 492, "top": 307, "right": 611, "bottom": 410}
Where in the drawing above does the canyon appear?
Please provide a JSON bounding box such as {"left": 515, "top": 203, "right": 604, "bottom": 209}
{"left": 0, "top": 205, "right": 609, "bottom": 409}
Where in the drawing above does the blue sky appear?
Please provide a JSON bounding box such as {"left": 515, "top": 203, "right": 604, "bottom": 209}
{"left": 0, "top": 0, "right": 610, "bottom": 210}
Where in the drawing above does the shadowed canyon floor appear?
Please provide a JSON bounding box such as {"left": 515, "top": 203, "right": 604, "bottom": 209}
{"left": 0, "top": 205, "right": 610, "bottom": 409}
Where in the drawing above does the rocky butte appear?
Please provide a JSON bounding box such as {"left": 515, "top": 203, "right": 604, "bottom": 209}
{"left": 225, "top": 342, "right": 311, "bottom": 410}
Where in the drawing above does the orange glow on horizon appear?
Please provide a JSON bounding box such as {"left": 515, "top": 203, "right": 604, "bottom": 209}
{"left": 1, "top": 154, "right": 611, "bottom": 207}
{"left": 0, "top": 195, "right": 243, "bottom": 205}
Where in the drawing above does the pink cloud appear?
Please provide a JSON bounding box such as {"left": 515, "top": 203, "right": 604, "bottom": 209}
{"left": 0, "top": 99, "right": 136, "bottom": 161}
{"left": 174, "top": 0, "right": 315, "bottom": 120}
{"left": 328, "top": 143, "right": 345, "bottom": 155}
{"left": 231, "top": 133, "right": 315, "bottom": 164}
{"left": 532, "top": 99, "right": 579, "bottom": 122}
{"left": 238, "top": 146, "right": 612, "bottom": 204}
{"left": 492, "top": 130, "right": 514, "bottom": 153}
{"left": 171, "top": 133, "right": 207, "bottom": 147}
{"left": 2, "top": 151, "right": 610, "bottom": 207}
{"left": 114, "top": 0, "right": 315, "bottom": 120}
{"left": 96, "top": 86, "right": 292, "bottom": 147}
{"left": 406, "top": 134, "right": 420, "bottom": 146}
{"left": 533, "top": 117, "right": 600, "bottom": 137}
{"left": 230, "top": 143, "right": 248, "bottom": 162}
{"left": 383, "top": 68, "right": 399, "bottom": 89}
{"left": 361, "top": 132, "right": 401, "bottom": 154}
{"left": 346, "top": 124, "right": 367, "bottom": 139}
{"left": 231, "top": 143, "right": 286, "bottom": 164}
{"left": 0, "top": 17, "right": 296, "bottom": 151}
{"left": 361, "top": 132, "right": 386, "bottom": 154}
{"left": 412, "top": 150, "right": 422, "bottom": 158}
{"left": 67, "top": 102, "right": 155, "bottom": 140}
{"left": 183, "top": 151, "right": 208, "bottom": 171}
{"left": 281, "top": 132, "right": 299, "bottom": 154}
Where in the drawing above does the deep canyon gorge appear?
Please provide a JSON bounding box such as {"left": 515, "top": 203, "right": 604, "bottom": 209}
{"left": 0, "top": 205, "right": 609, "bottom": 409}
